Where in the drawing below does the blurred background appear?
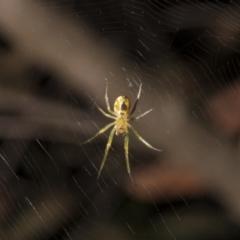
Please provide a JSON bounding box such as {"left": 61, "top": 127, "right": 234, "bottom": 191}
{"left": 0, "top": 0, "right": 240, "bottom": 239}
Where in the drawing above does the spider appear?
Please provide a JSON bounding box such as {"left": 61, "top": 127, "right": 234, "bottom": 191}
{"left": 82, "top": 82, "right": 163, "bottom": 183}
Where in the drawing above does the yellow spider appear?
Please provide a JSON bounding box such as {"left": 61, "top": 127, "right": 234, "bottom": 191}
{"left": 82, "top": 82, "right": 163, "bottom": 183}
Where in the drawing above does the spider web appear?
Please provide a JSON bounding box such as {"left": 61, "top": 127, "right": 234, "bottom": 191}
{"left": 0, "top": 0, "right": 239, "bottom": 239}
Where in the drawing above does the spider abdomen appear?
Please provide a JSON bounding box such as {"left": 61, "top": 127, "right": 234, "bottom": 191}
{"left": 114, "top": 96, "right": 131, "bottom": 116}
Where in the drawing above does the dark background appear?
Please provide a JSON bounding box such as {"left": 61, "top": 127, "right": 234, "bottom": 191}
{"left": 0, "top": 0, "right": 240, "bottom": 239}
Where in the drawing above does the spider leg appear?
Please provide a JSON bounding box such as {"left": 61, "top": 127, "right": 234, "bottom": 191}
{"left": 95, "top": 103, "right": 116, "bottom": 119}
{"left": 105, "top": 80, "right": 116, "bottom": 116}
{"left": 97, "top": 126, "right": 115, "bottom": 179}
{"left": 129, "top": 83, "right": 142, "bottom": 116}
{"left": 82, "top": 122, "right": 115, "bottom": 144}
{"left": 124, "top": 129, "right": 136, "bottom": 185}
{"left": 129, "top": 109, "right": 152, "bottom": 121}
{"left": 128, "top": 124, "right": 163, "bottom": 152}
